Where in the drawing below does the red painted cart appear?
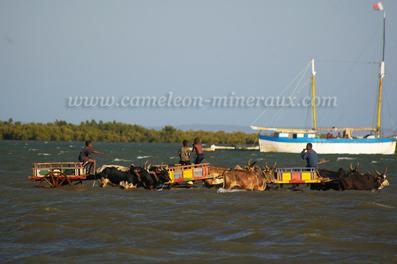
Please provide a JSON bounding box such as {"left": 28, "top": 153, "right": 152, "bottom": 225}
{"left": 28, "top": 162, "right": 96, "bottom": 188}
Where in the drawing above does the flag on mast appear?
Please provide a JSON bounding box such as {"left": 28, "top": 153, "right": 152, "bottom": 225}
{"left": 372, "top": 2, "right": 384, "bottom": 11}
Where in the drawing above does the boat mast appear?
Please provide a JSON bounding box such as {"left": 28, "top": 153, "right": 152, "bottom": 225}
{"left": 311, "top": 59, "right": 317, "bottom": 130}
{"left": 376, "top": 10, "right": 386, "bottom": 134}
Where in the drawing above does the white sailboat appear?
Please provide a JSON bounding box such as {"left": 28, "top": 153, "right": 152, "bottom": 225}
{"left": 251, "top": 4, "right": 396, "bottom": 155}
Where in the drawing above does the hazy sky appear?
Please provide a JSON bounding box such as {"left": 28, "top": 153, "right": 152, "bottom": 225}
{"left": 0, "top": 0, "right": 396, "bottom": 130}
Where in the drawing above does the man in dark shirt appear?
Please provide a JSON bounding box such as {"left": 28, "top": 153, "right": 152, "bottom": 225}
{"left": 78, "top": 140, "right": 103, "bottom": 174}
{"left": 192, "top": 137, "right": 205, "bottom": 164}
{"left": 301, "top": 143, "right": 318, "bottom": 168}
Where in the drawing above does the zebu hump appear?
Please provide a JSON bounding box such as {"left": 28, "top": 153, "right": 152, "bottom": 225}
{"left": 96, "top": 164, "right": 130, "bottom": 174}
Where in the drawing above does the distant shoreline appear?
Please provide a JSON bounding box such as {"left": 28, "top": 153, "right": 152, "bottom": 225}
{"left": 0, "top": 120, "right": 258, "bottom": 145}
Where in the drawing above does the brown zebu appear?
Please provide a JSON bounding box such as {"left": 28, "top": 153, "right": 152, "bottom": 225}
{"left": 223, "top": 169, "right": 266, "bottom": 191}
{"left": 204, "top": 166, "right": 228, "bottom": 187}
{"left": 222, "top": 160, "right": 277, "bottom": 191}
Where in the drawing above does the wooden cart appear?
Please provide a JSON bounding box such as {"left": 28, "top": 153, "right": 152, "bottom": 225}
{"left": 273, "top": 167, "right": 322, "bottom": 184}
{"left": 167, "top": 163, "right": 210, "bottom": 184}
{"left": 166, "top": 163, "right": 226, "bottom": 185}
{"left": 28, "top": 162, "right": 96, "bottom": 188}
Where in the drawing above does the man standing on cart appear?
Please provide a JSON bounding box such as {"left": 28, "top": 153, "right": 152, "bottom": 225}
{"left": 301, "top": 143, "right": 318, "bottom": 168}
{"left": 78, "top": 140, "right": 103, "bottom": 174}
{"left": 179, "top": 140, "right": 191, "bottom": 165}
{"left": 192, "top": 137, "right": 205, "bottom": 164}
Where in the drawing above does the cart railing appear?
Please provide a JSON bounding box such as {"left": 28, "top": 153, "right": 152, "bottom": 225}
{"left": 274, "top": 167, "right": 321, "bottom": 184}
{"left": 167, "top": 163, "right": 210, "bottom": 183}
{"left": 31, "top": 162, "right": 95, "bottom": 178}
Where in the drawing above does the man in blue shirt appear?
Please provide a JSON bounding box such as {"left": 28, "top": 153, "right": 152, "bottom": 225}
{"left": 301, "top": 143, "right": 318, "bottom": 168}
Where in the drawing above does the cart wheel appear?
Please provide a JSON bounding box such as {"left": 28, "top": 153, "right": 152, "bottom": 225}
{"left": 60, "top": 173, "right": 72, "bottom": 186}
{"left": 66, "top": 176, "right": 73, "bottom": 186}
{"left": 55, "top": 171, "right": 72, "bottom": 187}
{"left": 43, "top": 171, "right": 63, "bottom": 188}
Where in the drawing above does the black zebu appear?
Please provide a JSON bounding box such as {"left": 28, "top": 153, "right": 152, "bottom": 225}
{"left": 313, "top": 164, "right": 390, "bottom": 191}
{"left": 96, "top": 163, "right": 170, "bottom": 190}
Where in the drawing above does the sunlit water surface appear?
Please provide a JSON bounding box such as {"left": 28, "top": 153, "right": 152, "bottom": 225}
{"left": 0, "top": 141, "right": 396, "bottom": 263}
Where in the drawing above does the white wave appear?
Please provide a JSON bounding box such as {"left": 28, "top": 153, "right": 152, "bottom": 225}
{"left": 303, "top": 232, "right": 322, "bottom": 238}
{"left": 38, "top": 153, "right": 51, "bottom": 156}
{"left": 371, "top": 160, "right": 378, "bottom": 164}
{"left": 215, "top": 230, "right": 254, "bottom": 241}
{"left": 113, "top": 158, "right": 132, "bottom": 162}
{"left": 336, "top": 157, "right": 356, "bottom": 161}
{"left": 137, "top": 155, "right": 151, "bottom": 160}
{"left": 217, "top": 188, "right": 246, "bottom": 193}
{"left": 371, "top": 202, "right": 394, "bottom": 209}
{"left": 28, "top": 148, "right": 39, "bottom": 152}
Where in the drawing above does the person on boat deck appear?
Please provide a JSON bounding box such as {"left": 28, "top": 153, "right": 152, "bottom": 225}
{"left": 301, "top": 143, "right": 318, "bottom": 168}
{"left": 178, "top": 140, "right": 191, "bottom": 165}
{"left": 192, "top": 137, "right": 205, "bottom": 164}
{"left": 78, "top": 140, "right": 103, "bottom": 174}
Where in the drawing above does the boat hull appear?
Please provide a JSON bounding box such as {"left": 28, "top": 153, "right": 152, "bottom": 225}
{"left": 258, "top": 135, "right": 396, "bottom": 154}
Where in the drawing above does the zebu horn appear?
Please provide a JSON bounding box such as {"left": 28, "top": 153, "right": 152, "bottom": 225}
{"left": 264, "top": 163, "right": 269, "bottom": 170}
{"left": 144, "top": 161, "right": 148, "bottom": 170}
{"left": 384, "top": 167, "right": 388, "bottom": 176}
{"left": 234, "top": 164, "right": 242, "bottom": 170}
{"left": 143, "top": 161, "right": 152, "bottom": 171}
{"left": 349, "top": 163, "right": 353, "bottom": 171}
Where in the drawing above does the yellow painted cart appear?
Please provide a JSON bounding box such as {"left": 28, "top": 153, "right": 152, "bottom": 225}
{"left": 167, "top": 163, "right": 210, "bottom": 184}
{"left": 273, "top": 167, "right": 322, "bottom": 184}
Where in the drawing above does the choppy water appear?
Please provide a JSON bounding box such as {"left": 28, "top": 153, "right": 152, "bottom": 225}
{"left": 0, "top": 141, "right": 396, "bottom": 263}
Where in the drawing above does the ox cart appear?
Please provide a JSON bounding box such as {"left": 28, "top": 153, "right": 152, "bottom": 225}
{"left": 167, "top": 163, "right": 225, "bottom": 186}
{"left": 166, "top": 165, "right": 328, "bottom": 188}
{"left": 269, "top": 167, "right": 333, "bottom": 189}
{"left": 273, "top": 167, "right": 323, "bottom": 184}
{"left": 29, "top": 162, "right": 96, "bottom": 188}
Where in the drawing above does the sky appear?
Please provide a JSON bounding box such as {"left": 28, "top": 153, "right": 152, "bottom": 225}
{"left": 0, "top": 0, "right": 396, "bottom": 131}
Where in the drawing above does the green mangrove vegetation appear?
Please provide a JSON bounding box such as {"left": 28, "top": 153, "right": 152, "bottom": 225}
{"left": 0, "top": 119, "right": 258, "bottom": 144}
